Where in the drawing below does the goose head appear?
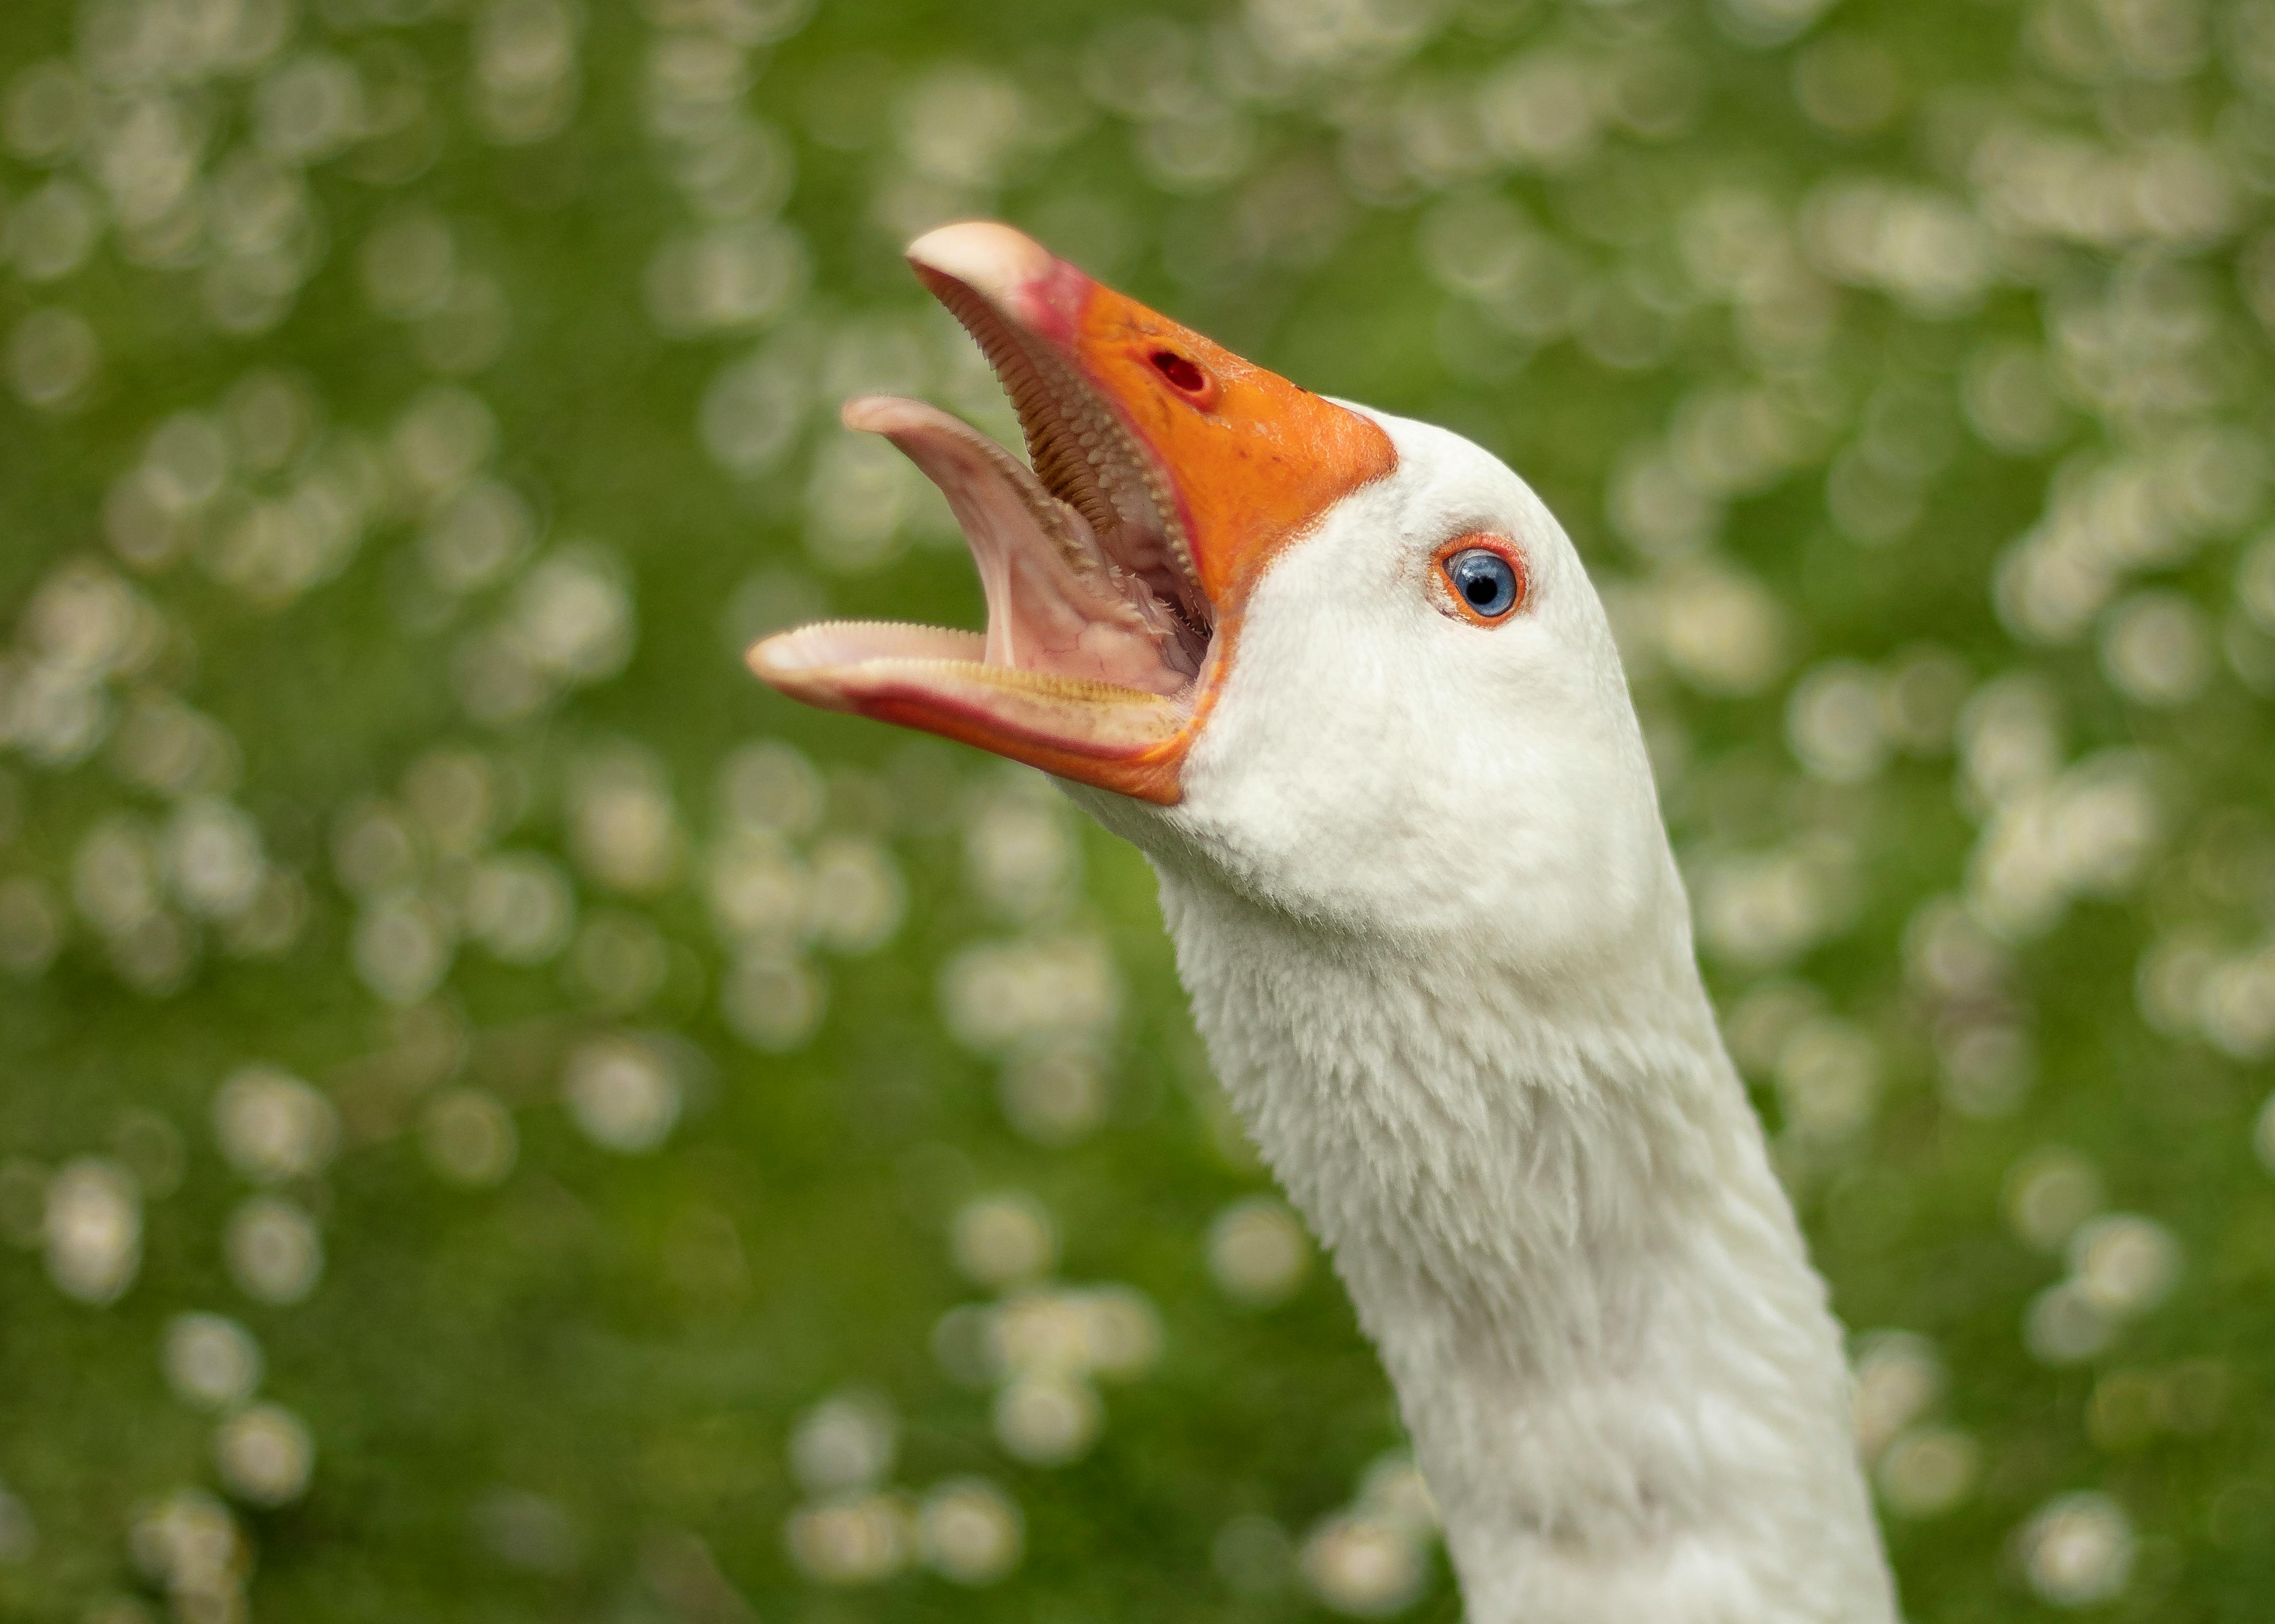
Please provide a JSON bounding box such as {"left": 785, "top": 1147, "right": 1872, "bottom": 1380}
{"left": 752, "top": 224, "right": 1670, "bottom": 963}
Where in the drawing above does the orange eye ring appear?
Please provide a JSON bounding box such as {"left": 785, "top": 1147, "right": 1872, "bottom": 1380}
{"left": 1432, "top": 533, "right": 1528, "bottom": 626}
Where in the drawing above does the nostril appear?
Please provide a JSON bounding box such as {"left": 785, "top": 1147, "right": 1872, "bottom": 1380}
{"left": 1150, "top": 350, "right": 1208, "bottom": 394}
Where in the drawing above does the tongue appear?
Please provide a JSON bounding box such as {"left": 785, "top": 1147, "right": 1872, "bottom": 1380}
{"left": 842, "top": 396, "right": 1195, "bottom": 697}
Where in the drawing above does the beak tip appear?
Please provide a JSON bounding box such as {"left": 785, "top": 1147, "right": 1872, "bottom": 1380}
{"left": 746, "top": 637, "right": 845, "bottom": 714}
{"left": 744, "top": 636, "right": 787, "bottom": 684}
{"left": 905, "top": 220, "right": 1058, "bottom": 302}
{"left": 745, "top": 633, "right": 819, "bottom": 690}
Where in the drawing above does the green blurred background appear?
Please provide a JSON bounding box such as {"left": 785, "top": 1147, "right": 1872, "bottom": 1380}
{"left": 2, "top": 0, "right": 2273, "bottom": 1618}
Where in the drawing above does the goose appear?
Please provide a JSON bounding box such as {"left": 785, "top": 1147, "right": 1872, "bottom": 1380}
{"left": 750, "top": 223, "right": 1899, "bottom": 1624}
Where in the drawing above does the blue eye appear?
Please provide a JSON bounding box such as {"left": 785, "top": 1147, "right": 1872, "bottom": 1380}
{"left": 1444, "top": 547, "right": 1520, "bottom": 619}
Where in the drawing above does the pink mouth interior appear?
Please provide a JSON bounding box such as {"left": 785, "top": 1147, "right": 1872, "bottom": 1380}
{"left": 840, "top": 395, "right": 1200, "bottom": 697}
{"left": 750, "top": 253, "right": 1221, "bottom": 769}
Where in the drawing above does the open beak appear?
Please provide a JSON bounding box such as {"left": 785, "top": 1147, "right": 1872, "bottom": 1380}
{"left": 747, "top": 222, "right": 1395, "bottom": 804}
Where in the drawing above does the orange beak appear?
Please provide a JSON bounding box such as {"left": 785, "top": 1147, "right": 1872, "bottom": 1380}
{"left": 748, "top": 223, "right": 1395, "bottom": 804}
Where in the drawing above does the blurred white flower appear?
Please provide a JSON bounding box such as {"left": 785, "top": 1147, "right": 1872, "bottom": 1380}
{"left": 2100, "top": 591, "right": 2213, "bottom": 706}
{"left": 213, "top": 1403, "right": 314, "bottom": 1506}
{"left": 472, "top": 0, "right": 582, "bottom": 145}
{"left": 917, "top": 1477, "right": 1022, "bottom": 1584}
{"left": 1301, "top": 1510, "right": 1427, "bottom": 1618}
{"left": 992, "top": 1373, "right": 1100, "bottom": 1465}
{"left": 1242, "top": 0, "right": 1449, "bottom": 73}
{"left": 419, "top": 480, "right": 534, "bottom": 594}
{"left": 1804, "top": 180, "right": 1995, "bottom": 317}
{"left": 8, "top": 308, "right": 98, "bottom": 412}
{"left": 463, "top": 853, "right": 576, "bottom": 963}
{"left": 352, "top": 893, "right": 455, "bottom": 1006}
{"left": 129, "top": 1489, "right": 245, "bottom": 1603}
{"left": 73, "top": 817, "right": 160, "bottom": 938}
{"left": 1477, "top": 50, "right": 1601, "bottom": 172}
{"left": 721, "top": 949, "right": 823, "bottom": 1049}
{"left": 1851, "top": 1332, "right": 1942, "bottom": 1463}
{"left": 2068, "top": 1214, "right": 2181, "bottom": 1317}
{"left": 1693, "top": 842, "right": 1854, "bottom": 970}
{"left": 1967, "top": 753, "right": 2162, "bottom": 940}
{"left": 567, "top": 910, "right": 669, "bottom": 1012}
{"left": 2024, "top": 1280, "right": 2113, "bottom": 1366}
{"left": 952, "top": 1192, "right": 1057, "bottom": 1289}
{"left": 12, "top": 179, "right": 101, "bottom": 282}
{"left": 567, "top": 749, "right": 681, "bottom": 894}
{"left": 716, "top": 739, "right": 824, "bottom": 834}
{"left": 1962, "top": 341, "right": 2069, "bottom": 454}
{"left": 4, "top": 62, "right": 90, "bottom": 164}
{"left": 1876, "top": 1426, "right": 1979, "bottom": 1518}
{"left": 403, "top": 749, "right": 499, "bottom": 855}
{"left": 939, "top": 934, "right": 1120, "bottom": 1051}
{"left": 561, "top": 1036, "right": 680, "bottom": 1153}
{"left": 646, "top": 221, "right": 808, "bottom": 337}
{"left": 392, "top": 385, "right": 496, "bottom": 503}
{"left": 2003, "top": 1148, "right": 2106, "bottom": 1253}
{"left": 507, "top": 546, "right": 637, "bottom": 690}
{"left": 224, "top": 1195, "right": 322, "bottom": 1304}
{"left": 1786, "top": 661, "right": 1889, "bottom": 785}
{"left": 2016, "top": 1492, "right": 2135, "bottom": 1608}
{"left": 999, "top": 1044, "right": 1110, "bottom": 1145}
{"left": 421, "top": 1090, "right": 518, "bottom": 1187}
{"left": 163, "top": 1314, "right": 264, "bottom": 1410}
{"left": 333, "top": 801, "right": 422, "bottom": 898}
{"left": 805, "top": 836, "right": 904, "bottom": 953}
{"left": 783, "top": 1492, "right": 909, "bottom": 1584}
{"left": 963, "top": 775, "right": 1079, "bottom": 920}
{"left": 44, "top": 1158, "right": 141, "bottom": 1306}
{"left": 791, "top": 1393, "right": 896, "bottom": 1495}
{"left": 212, "top": 1066, "right": 338, "bottom": 1184}
{"left": 1208, "top": 1196, "right": 1311, "bottom": 1307}
{"left": 2199, "top": 946, "right": 2275, "bottom": 1060}
{"left": 1957, "top": 673, "right": 2062, "bottom": 809}
{"left": 1649, "top": 559, "right": 1788, "bottom": 696}
{"left": 113, "top": 694, "right": 241, "bottom": 800}
{"left": 701, "top": 349, "right": 809, "bottom": 478}
{"left": 804, "top": 432, "right": 921, "bottom": 574}
{"left": 1774, "top": 1015, "right": 1883, "bottom": 1142}
{"left": 254, "top": 54, "right": 363, "bottom": 163}
{"left": 896, "top": 65, "right": 1027, "bottom": 187}
{"left": 705, "top": 830, "right": 807, "bottom": 943}
{"left": 1075, "top": 1285, "right": 1163, "bottom": 1380}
